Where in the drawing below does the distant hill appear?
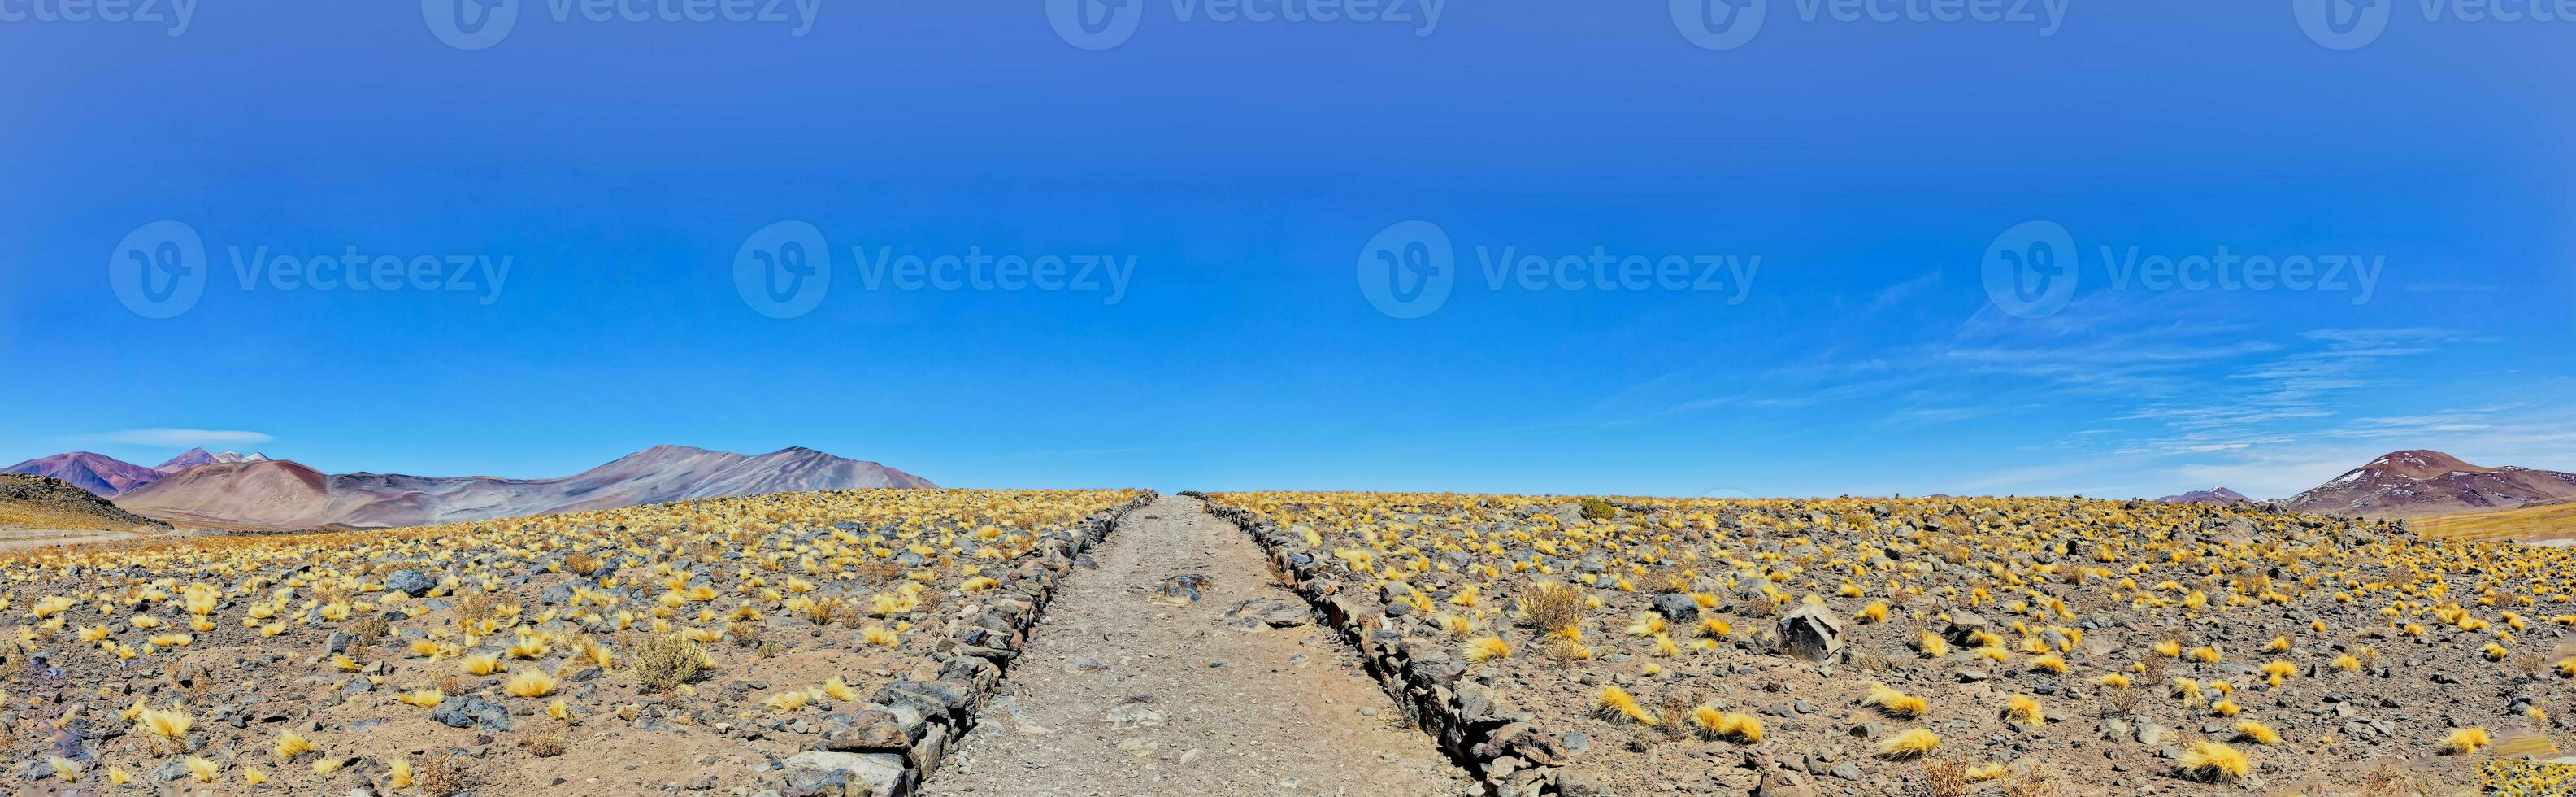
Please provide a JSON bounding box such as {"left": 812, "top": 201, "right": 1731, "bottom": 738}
{"left": 2284, "top": 450, "right": 2576, "bottom": 518}
{"left": 154, "top": 447, "right": 274, "bottom": 473}
{"left": 2156, "top": 486, "right": 2254, "bottom": 506}
{"left": 114, "top": 444, "right": 936, "bottom": 529}
{"left": 0, "top": 473, "right": 171, "bottom": 533}
{"left": 1, "top": 451, "right": 165, "bottom": 495}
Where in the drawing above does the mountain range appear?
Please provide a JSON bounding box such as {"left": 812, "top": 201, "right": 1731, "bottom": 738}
{"left": 2153, "top": 486, "right": 2253, "bottom": 506}
{"left": 2281, "top": 449, "right": 2576, "bottom": 518}
{"left": 0, "top": 451, "right": 167, "bottom": 496}
{"left": 154, "top": 447, "right": 272, "bottom": 473}
{"left": 5, "top": 445, "right": 933, "bottom": 530}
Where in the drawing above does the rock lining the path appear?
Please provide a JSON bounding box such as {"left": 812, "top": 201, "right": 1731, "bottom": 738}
{"left": 1196, "top": 492, "right": 1561, "bottom": 797}
{"left": 796, "top": 491, "right": 1158, "bottom": 797}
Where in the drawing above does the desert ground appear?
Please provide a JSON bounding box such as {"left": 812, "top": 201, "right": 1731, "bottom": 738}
{"left": 6, "top": 487, "right": 2572, "bottom": 796}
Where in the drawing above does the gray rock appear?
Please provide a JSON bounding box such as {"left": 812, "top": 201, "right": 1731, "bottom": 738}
{"left": 1653, "top": 593, "right": 1701, "bottom": 622}
{"left": 431, "top": 695, "right": 512, "bottom": 733}
{"left": 385, "top": 570, "right": 435, "bottom": 598}
{"left": 781, "top": 751, "right": 906, "bottom": 797}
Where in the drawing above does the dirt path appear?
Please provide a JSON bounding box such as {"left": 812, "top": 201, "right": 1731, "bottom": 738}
{"left": 922, "top": 494, "right": 1475, "bottom": 797}
{"left": 0, "top": 528, "right": 147, "bottom": 551}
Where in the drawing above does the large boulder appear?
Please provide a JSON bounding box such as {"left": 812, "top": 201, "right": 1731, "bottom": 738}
{"left": 1776, "top": 604, "right": 1844, "bottom": 663}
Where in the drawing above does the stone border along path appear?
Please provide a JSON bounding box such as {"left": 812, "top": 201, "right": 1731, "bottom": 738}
{"left": 779, "top": 491, "right": 1158, "bottom": 796}
{"left": 1199, "top": 494, "right": 1579, "bottom": 797}
{"left": 917, "top": 494, "right": 1478, "bottom": 797}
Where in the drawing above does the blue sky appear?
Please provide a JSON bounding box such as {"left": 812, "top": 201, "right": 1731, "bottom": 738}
{"left": 3, "top": 2, "right": 2571, "bottom": 499}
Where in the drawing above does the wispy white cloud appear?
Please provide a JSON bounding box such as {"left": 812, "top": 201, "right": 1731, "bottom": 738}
{"left": 1862, "top": 269, "right": 1944, "bottom": 316}
{"left": 94, "top": 428, "right": 272, "bottom": 447}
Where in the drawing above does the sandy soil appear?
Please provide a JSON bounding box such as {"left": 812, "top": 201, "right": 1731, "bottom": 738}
{"left": 923, "top": 494, "right": 1475, "bottom": 797}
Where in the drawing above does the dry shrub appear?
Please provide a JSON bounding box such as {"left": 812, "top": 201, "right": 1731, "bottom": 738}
{"left": 2139, "top": 654, "right": 2173, "bottom": 682}
{"left": 725, "top": 621, "right": 763, "bottom": 647}
{"left": 803, "top": 597, "right": 845, "bottom": 626}
{"left": 417, "top": 756, "right": 468, "bottom": 797}
{"left": 1913, "top": 757, "right": 1970, "bottom": 797}
{"left": 2005, "top": 766, "right": 2064, "bottom": 797}
{"left": 522, "top": 732, "right": 567, "bottom": 758}
{"left": 349, "top": 612, "right": 392, "bottom": 641}
{"left": 1653, "top": 693, "right": 1698, "bottom": 742}
{"left": 1847, "top": 646, "right": 1896, "bottom": 672}
{"left": 2100, "top": 685, "right": 2147, "bottom": 716}
{"left": 912, "top": 588, "right": 947, "bottom": 617}
{"left": 630, "top": 634, "right": 706, "bottom": 694}
{"left": 1521, "top": 582, "right": 1584, "bottom": 638}
{"left": 2514, "top": 651, "right": 2553, "bottom": 677}
{"left": 1543, "top": 639, "right": 1588, "bottom": 669}
{"left": 454, "top": 594, "right": 498, "bottom": 625}
{"left": 2357, "top": 762, "right": 2431, "bottom": 796}
{"left": 563, "top": 553, "right": 603, "bottom": 577}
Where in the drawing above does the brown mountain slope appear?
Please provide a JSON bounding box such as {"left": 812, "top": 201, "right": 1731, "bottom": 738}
{"left": 114, "top": 445, "right": 936, "bottom": 529}
{"left": 114, "top": 459, "right": 337, "bottom": 528}
{"left": 2283, "top": 450, "right": 2576, "bottom": 518}
{"left": 0, "top": 473, "right": 172, "bottom": 532}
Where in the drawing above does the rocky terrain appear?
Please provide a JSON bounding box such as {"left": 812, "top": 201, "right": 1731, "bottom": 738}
{"left": 109, "top": 445, "right": 936, "bottom": 530}
{"left": 14, "top": 483, "right": 2574, "bottom": 797}
{"left": 2, "top": 487, "right": 1144, "bottom": 795}
{"left": 2286, "top": 450, "right": 2576, "bottom": 519}
{"left": 1201, "top": 491, "right": 2571, "bottom": 795}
